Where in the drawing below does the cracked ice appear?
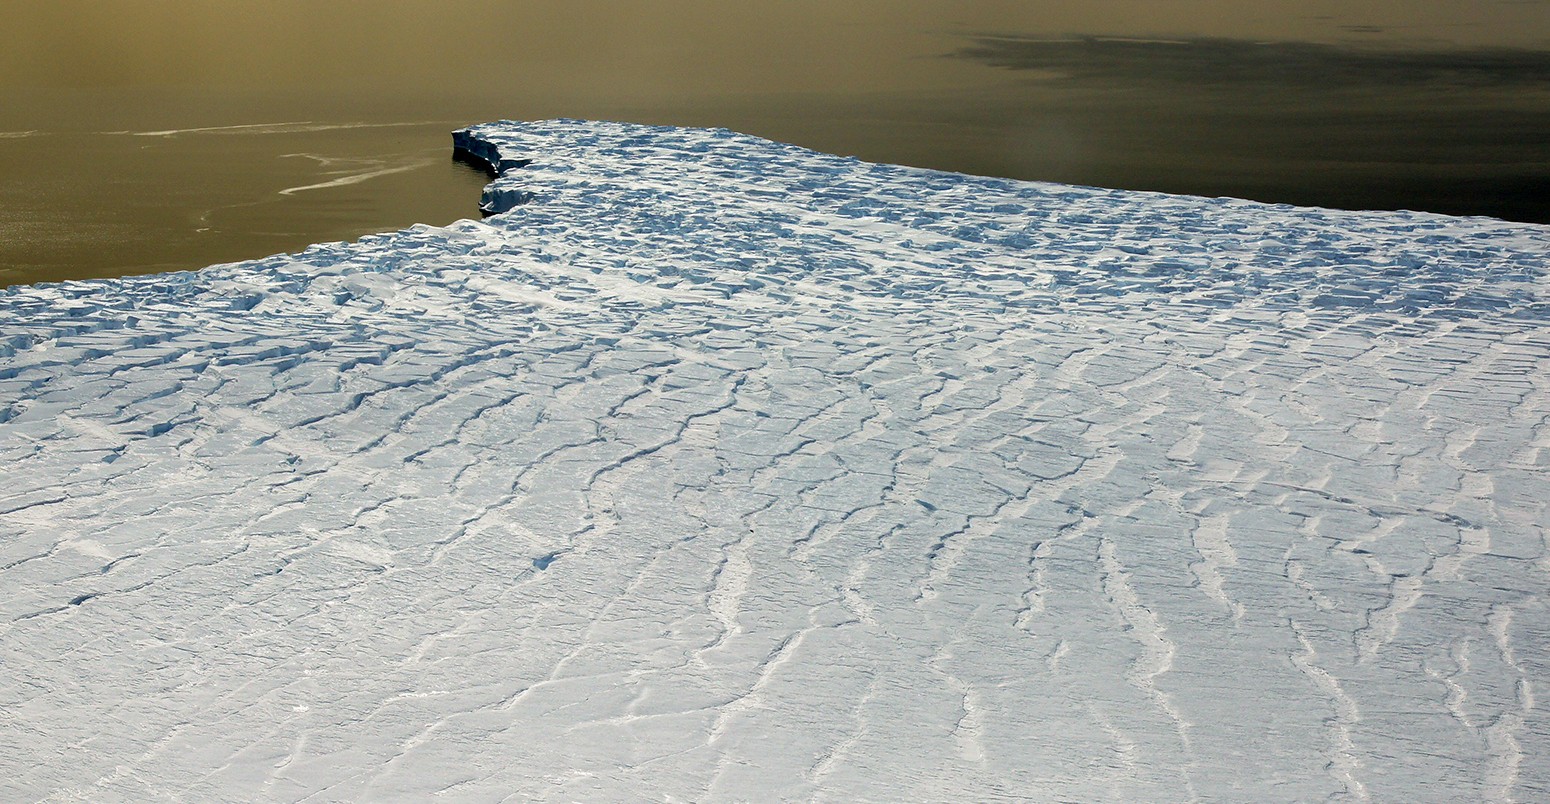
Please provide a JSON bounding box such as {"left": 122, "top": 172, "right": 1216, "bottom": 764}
{"left": 2, "top": 120, "right": 1548, "bottom": 801}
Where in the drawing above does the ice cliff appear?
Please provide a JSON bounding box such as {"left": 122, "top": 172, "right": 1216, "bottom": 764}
{"left": 2, "top": 119, "right": 1548, "bottom": 801}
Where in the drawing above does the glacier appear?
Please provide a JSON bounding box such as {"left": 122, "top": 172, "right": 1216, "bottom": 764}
{"left": 2, "top": 119, "right": 1549, "bottom": 801}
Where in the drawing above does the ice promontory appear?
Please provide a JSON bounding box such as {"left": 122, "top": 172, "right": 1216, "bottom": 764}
{"left": 3, "top": 119, "right": 1549, "bottom": 801}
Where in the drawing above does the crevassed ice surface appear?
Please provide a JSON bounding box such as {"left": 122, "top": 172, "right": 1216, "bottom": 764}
{"left": 3, "top": 120, "right": 1549, "bottom": 802}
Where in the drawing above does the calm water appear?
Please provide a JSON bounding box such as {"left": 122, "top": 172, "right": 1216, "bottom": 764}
{"left": 4, "top": 2, "right": 1549, "bottom": 286}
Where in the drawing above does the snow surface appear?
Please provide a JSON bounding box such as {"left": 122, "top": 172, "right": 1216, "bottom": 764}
{"left": 3, "top": 119, "right": 1550, "bottom": 801}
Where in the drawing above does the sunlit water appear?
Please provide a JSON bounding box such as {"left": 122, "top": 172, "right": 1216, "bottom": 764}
{"left": 4, "top": 2, "right": 1549, "bottom": 286}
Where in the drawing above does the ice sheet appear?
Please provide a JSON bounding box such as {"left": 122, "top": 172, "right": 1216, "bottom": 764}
{"left": 2, "top": 120, "right": 1547, "bottom": 801}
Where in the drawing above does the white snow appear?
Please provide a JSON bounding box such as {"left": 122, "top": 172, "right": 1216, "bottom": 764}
{"left": 2, "top": 119, "right": 1548, "bottom": 801}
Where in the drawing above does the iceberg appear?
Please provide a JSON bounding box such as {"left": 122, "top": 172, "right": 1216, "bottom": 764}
{"left": 2, "top": 119, "right": 1548, "bottom": 800}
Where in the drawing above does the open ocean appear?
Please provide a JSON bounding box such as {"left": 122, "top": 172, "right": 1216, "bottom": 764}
{"left": 3, "top": 1, "right": 1548, "bottom": 286}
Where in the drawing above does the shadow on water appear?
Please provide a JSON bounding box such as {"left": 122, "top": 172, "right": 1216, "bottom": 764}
{"left": 956, "top": 36, "right": 1550, "bottom": 86}
{"left": 452, "top": 148, "right": 499, "bottom": 179}
{"left": 947, "top": 36, "right": 1550, "bottom": 224}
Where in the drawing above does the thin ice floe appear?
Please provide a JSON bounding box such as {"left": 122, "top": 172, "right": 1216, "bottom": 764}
{"left": 119, "top": 121, "right": 443, "bottom": 138}
{"left": 1, "top": 119, "right": 1547, "bottom": 801}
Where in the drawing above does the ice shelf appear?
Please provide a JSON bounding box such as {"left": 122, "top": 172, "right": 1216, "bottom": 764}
{"left": 2, "top": 119, "right": 1548, "bottom": 801}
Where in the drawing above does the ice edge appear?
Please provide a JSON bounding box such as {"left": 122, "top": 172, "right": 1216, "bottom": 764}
{"left": 452, "top": 125, "right": 535, "bottom": 216}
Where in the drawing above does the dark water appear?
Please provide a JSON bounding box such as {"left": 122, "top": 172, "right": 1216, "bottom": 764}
{"left": 4, "top": 2, "right": 1549, "bottom": 287}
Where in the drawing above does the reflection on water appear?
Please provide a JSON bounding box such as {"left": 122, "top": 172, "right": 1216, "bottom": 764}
{"left": 2, "top": 2, "right": 1549, "bottom": 286}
